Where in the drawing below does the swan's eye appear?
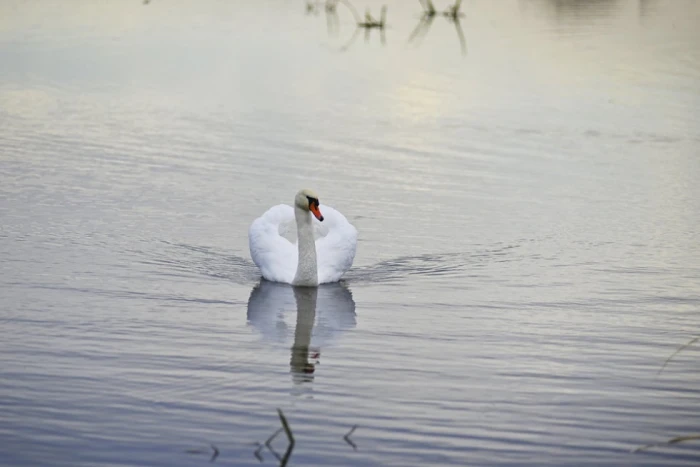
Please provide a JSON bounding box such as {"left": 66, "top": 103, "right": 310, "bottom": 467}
{"left": 307, "top": 196, "right": 319, "bottom": 207}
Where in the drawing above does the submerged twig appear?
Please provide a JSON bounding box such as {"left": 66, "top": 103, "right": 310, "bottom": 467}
{"left": 657, "top": 336, "right": 699, "bottom": 376}
{"left": 185, "top": 444, "right": 219, "bottom": 462}
{"left": 278, "top": 409, "right": 295, "bottom": 467}
{"left": 263, "top": 427, "right": 284, "bottom": 461}
{"left": 344, "top": 424, "right": 358, "bottom": 450}
{"left": 254, "top": 412, "right": 294, "bottom": 464}
{"left": 253, "top": 442, "right": 264, "bottom": 462}
{"left": 633, "top": 434, "right": 700, "bottom": 453}
{"left": 278, "top": 409, "right": 295, "bottom": 445}
{"left": 265, "top": 427, "right": 283, "bottom": 449}
{"left": 209, "top": 444, "right": 219, "bottom": 463}
{"left": 267, "top": 443, "right": 282, "bottom": 462}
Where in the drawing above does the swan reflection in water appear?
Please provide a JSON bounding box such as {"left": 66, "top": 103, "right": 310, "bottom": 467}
{"left": 247, "top": 279, "right": 356, "bottom": 384}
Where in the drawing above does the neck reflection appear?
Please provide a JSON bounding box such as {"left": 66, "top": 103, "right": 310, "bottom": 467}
{"left": 290, "top": 286, "right": 319, "bottom": 383}
{"left": 246, "top": 279, "right": 357, "bottom": 388}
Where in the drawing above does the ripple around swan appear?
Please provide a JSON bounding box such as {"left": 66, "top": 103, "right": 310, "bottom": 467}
{"left": 136, "top": 240, "right": 261, "bottom": 285}
{"left": 344, "top": 244, "right": 522, "bottom": 285}
{"left": 138, "top": 240, "right": 525, "bottom": 287}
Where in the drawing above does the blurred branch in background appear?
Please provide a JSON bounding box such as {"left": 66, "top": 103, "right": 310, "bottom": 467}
{"left": 306, "top": 1, "right": 323, "bottom": 15}
{"left": 409, "top": 0, "right": 466, "bottom": 56}
{"left": 334, "top": 0, "right": 387, "bottom": 29}
{"left": 326, "top": 1, "right": 341, "bottom": 36}
{"left": 304, "top": 1, "right": 388, "bottom": 50}
{"left": 335, "top": 1, "right": 388, "bottom": 51}
{"left": 418, "top": 0, "right": 464, "bottom": 19}
{"left": 358, "top": 4, "right": 387, "bottom": 29}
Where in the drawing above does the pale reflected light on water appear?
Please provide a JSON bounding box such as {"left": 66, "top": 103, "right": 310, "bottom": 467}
{"left": 1, "top": 0, "right": 700, "bottom": 466}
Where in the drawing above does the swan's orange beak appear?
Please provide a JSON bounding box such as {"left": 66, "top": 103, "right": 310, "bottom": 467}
{"left": 310, "top": 203, "right": 324, "bottom": 222}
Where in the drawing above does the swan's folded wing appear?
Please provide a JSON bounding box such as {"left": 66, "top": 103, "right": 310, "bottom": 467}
{"left": 248, "top": 205, "right": 297, "bottom": 284}
{"left": 315, "top": 205, "right": 358, "bottom": 284}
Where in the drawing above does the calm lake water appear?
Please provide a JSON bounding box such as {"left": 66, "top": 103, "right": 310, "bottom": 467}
{"left": 2, "top": 0, "right": 700, "bottom": 465}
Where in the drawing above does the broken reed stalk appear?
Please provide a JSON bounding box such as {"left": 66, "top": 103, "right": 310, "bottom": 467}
{"left": 344, "top": 424, "right": 358, "bottom": 450}
{"left": 633, "top": 434, "right": 700, "bottom": 453}
{"left": 277, "top": 408, "right": 295, "bottom": 467}
{"left": 421, "top": 0, "right": 436, "bottom": 16}
{"left": 278, "top": 408, "right": 295, "bottom": 445}
{"left": 657, "top": 336, "right": 699, "bottom": 376}
{"left": 253, "top": 442, "right": 264, "bottom": 462}
{"left": 209, "top": 444, "right": 219, "bottom": 462}
{"left": 446, "top": 0, "right": 463, "bottom": 18}
{"left": 184, "top": 444, "right": 219, "bottom": 462}
{"left": 264, "top": 427, "right": 283, "bottom": 461}
{"left": 265, "top": 427, "right": 283, "bottom": 449}
{"left": 358, "top": 5, "right": 387, "bottom": 28}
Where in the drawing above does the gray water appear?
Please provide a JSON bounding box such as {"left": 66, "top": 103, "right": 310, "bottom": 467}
{"left": 2, "top": 0, "right": 700, "bottom": 465}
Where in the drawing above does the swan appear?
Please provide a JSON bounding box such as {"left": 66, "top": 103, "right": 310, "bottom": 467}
{"left": 248, "top": 189, "right": 357, "bottom": 286}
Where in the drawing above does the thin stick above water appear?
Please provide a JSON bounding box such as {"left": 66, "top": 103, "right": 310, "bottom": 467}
{"left": 657, "top": 336, "right": 699, "bottom": 376}
{"left": 277, "top": 408, "right": 295, "bottom": 467}
{"left": 633, "top": 434, "right": 700, "bottom": 453}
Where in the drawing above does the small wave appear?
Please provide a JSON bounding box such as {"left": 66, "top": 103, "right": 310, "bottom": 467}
{"left": 138, "top": 241, "right": 523, "bottom": 287}
{"left": 136, "top": 240, "right": 260, "bottom": 285}
{"left": 343, "top": 244, "right": 521, "bottom": 285}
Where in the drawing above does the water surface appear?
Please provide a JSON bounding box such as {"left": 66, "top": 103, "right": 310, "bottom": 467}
{"left": 1, "top": 0, "right": 700, "bottom": 465}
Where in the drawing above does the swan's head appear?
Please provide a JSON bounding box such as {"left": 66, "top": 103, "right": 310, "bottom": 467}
{"left": 295, "top": 189, "right": 324, "bottom": 222}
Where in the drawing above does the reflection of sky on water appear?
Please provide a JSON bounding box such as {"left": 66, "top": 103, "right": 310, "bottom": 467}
{"left": 1, "top": 1, "right": 697, "bottom": 137}
{"left": 1, "top": 2, "right": 700, "bottom": 465}
{"left": 0, "top": 0, "right": 698, "bottom": 251}
{"left": 2, "top": 0, "right": 698, "bottom": 265}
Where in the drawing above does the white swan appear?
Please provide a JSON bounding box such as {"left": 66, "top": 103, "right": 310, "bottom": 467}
{"left": 248, "top": 189, "right": 357, "bottom": 286}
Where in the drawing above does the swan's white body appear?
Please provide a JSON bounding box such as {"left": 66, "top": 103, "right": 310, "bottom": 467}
{"left": 249, "top": 191, "right": 357, "bottom": 286}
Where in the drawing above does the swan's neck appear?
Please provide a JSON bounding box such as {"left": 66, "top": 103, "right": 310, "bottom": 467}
{"left": 293, "top": 206, "right": 318, "bottom": 286}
